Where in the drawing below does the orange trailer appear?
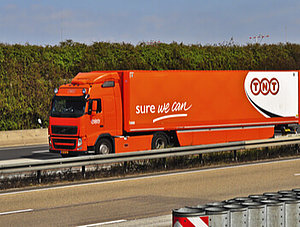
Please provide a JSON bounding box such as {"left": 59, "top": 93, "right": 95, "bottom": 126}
{"left": 48, "top": 70, "right": 299, "bottom": 156}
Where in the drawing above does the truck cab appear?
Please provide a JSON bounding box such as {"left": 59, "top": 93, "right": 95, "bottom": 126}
{"left": 49, "top": 72, "right": 123, "bottom": 156}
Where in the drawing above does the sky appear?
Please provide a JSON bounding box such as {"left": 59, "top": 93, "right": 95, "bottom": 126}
{"left": 0, "top": 0, "right": 299, "bottom": 46}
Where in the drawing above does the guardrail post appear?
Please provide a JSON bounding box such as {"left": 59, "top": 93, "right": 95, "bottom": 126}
{"left": 37, "top": 170, "right": 41, "bottom": 184}
{"left": 198, "top": 154, "right": 204, "bottom": 165}
{"left": 82, "top": 166, "right": 86, "bottom": 178}
{"left": 162, "top": 158, "right": 167, "bottom": 169}
{"left": 233, "top": 150, "right": 237, "bottom": 162}
{"left": 124, "top": 161, "right": 128, "bottom": 173}
{"left": 296, "top": 144, "right": 299, "bottom": 154}
{"left": 265, "top": 147, "right": 270, "bottom": 158}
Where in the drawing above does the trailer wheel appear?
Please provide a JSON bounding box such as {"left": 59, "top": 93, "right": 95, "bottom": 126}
{"left": 151, "top": 132, "right": 168, "bottom": 149}
{"left": 95, "top": 138, "right": 112, "bottom": 155}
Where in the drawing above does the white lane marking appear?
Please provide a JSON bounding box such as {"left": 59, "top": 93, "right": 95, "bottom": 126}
{"left": 32, "top": 150, "right": 49, "bottom": 154}
{"left": 294, "top": 173, "right": 300, "bottom": 176}
{"left": 0, "top": 145, "right": 48, "bottom": 151}
{"left": 0, "top": 209, "right": 33, "bottom": 216}
{"left": 1, "top": 157, "right": 300, "bottom": 196}
{"left": 77, "top": 219, "right": 126, "bottom": 227}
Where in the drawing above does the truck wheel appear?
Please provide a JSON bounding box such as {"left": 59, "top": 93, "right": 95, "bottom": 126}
{"left": 95, "top": 138, "right": 112, "bottom": 155}
{"left": 151, "top": 132, "right": 168, "bottom": 149}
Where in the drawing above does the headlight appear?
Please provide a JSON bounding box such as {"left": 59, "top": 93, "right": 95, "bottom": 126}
{"left": 49, "top": 137, "right": 52, "bottom": 146}
{"left": 78, "top": 138, "right": 82, "bottom": 147}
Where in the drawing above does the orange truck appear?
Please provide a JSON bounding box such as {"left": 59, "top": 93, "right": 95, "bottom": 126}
{"left": 48, "top": 70, "right": 299, "bottom": 156}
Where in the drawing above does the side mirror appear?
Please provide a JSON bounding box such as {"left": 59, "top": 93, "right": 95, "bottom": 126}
{"left": 37, "top": 118, "right": 42, "bottom": 129}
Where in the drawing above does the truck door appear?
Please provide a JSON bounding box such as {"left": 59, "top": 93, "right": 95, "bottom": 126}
{"left": 87, "top": 98, "right": 104, "bottom": 145}
{"left": 102, "top": 95, "right": 117, "bottom": 134}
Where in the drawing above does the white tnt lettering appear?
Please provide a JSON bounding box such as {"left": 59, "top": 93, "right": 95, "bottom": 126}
{"left": 250, "top": 77, "right": 279, "bottom": 95}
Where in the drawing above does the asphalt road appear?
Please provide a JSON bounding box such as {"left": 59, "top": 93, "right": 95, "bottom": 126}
{"left": 0, "top": 144, "right": 60, "bottom": 160}
{"left": 0, "top": 158, "right": 299, "bottom": 226}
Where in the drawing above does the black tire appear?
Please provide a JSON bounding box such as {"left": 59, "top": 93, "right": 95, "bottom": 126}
{"left": 151, "top": 132, "right": 168, "bottom": 149}
{"left": 95, "top": 138, "right": 113, "bottom": 155}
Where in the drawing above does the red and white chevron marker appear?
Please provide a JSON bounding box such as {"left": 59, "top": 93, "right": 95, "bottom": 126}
{"left": 173, "top": 216, "right": 209, "bottom": 227}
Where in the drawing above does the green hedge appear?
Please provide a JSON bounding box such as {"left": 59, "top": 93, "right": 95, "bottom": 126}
{"left": 1, "top": 40, "right": 300, "bottom": 130}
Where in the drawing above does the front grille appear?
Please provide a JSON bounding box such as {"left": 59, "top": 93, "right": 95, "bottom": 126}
{"left": 53, "top": 139, "right": 76, "bottom": 150}
{"left": 51, "top": 125, "right": 78, "bottom": 135}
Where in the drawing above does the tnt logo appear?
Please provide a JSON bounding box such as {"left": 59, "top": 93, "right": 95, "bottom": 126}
{"left": 250, "top": 78, "right": 279, "bottom": 95}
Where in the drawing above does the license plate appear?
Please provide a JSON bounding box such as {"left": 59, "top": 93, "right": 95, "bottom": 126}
{"left": 61, "top": 150, "right": 69, "bottom": 154}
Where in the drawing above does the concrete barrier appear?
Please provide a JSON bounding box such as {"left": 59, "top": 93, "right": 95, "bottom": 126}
{"left": 0, "top": 129, "right": 48, "bottom": 147}
{"left": 174, "top": 188, "right": 300, "bottom": 227}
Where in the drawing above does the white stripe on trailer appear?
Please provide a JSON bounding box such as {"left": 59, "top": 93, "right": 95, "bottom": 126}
{"left": 177, "top": 125, "right": 274, "bottom": 133}
{"left": 153, "top": 114, "right": 187, "bottom": 123}
{"left": 183, "top": 120, "right": 297, "bottom": 129}
{"left": 130, "top": 127, "right": 164, "bottom": 132}
{"left": 129, "top": 121, "right": 296, "bottom": 132}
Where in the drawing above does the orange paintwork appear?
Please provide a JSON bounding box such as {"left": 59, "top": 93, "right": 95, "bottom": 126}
{"left": 123, "top": 71, "right": 299, "bottom": 132}
{"left": 176, "top": 126, "right": 274, "bottom": 146}
{"left": 49, "top": 70, "right": 299, "bottom": 155}
{"left": 71, "top": 72, "right": 120, "bottom": 85}
{"left": 114, "top": 135, "right": 152, "bottom": 153}
{"left": 57, "top": 85, "right": 90, "bottom": 96}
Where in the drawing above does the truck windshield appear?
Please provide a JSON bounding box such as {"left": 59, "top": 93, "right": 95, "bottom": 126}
{"left": 51, "top": 96, "right": 86, "bottom": 118}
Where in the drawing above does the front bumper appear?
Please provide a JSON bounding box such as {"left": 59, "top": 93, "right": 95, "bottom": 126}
{"left": 49, "top": 136, "right": 87, "bottom": 156}
{"left": 49, "top": 149, "right": 87, "bottom": 156}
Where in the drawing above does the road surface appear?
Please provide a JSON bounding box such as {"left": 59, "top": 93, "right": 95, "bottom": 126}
{"left": 0, "top": 144, "right": 59, "bottom": 160}
{"left": 0, "top": 157, "right": 299, "bottom": 226}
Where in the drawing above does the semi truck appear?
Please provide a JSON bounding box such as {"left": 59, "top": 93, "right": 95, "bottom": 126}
{"left": 48, "top": 70, "right": 299, "bottom": 156}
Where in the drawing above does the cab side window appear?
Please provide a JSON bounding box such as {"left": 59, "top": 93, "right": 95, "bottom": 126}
{"left": 88, "top": 99, "right": 102, "bottom": 114}
{"left": 96, "top": 99, "right": 102, "bottom": 113}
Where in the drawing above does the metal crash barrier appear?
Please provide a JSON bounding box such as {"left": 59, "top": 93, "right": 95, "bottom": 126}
{"left": 172, "top": 188, "right": 300, "bottom": 227}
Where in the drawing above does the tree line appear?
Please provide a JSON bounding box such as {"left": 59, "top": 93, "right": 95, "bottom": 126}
{"left": 0, "top": 40, "right": 299, "bottom": 130}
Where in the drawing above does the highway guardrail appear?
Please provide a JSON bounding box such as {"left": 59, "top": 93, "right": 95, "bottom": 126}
{"left": 0, "top": 135, "right": 300, "bottom": 176}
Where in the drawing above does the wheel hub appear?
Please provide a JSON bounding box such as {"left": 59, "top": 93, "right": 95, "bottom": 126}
{"left": 99, "top": 144, "right": 109, "bottom": 154}
{"left": 155, "top": 139, "right": 165, "bottom": 149}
